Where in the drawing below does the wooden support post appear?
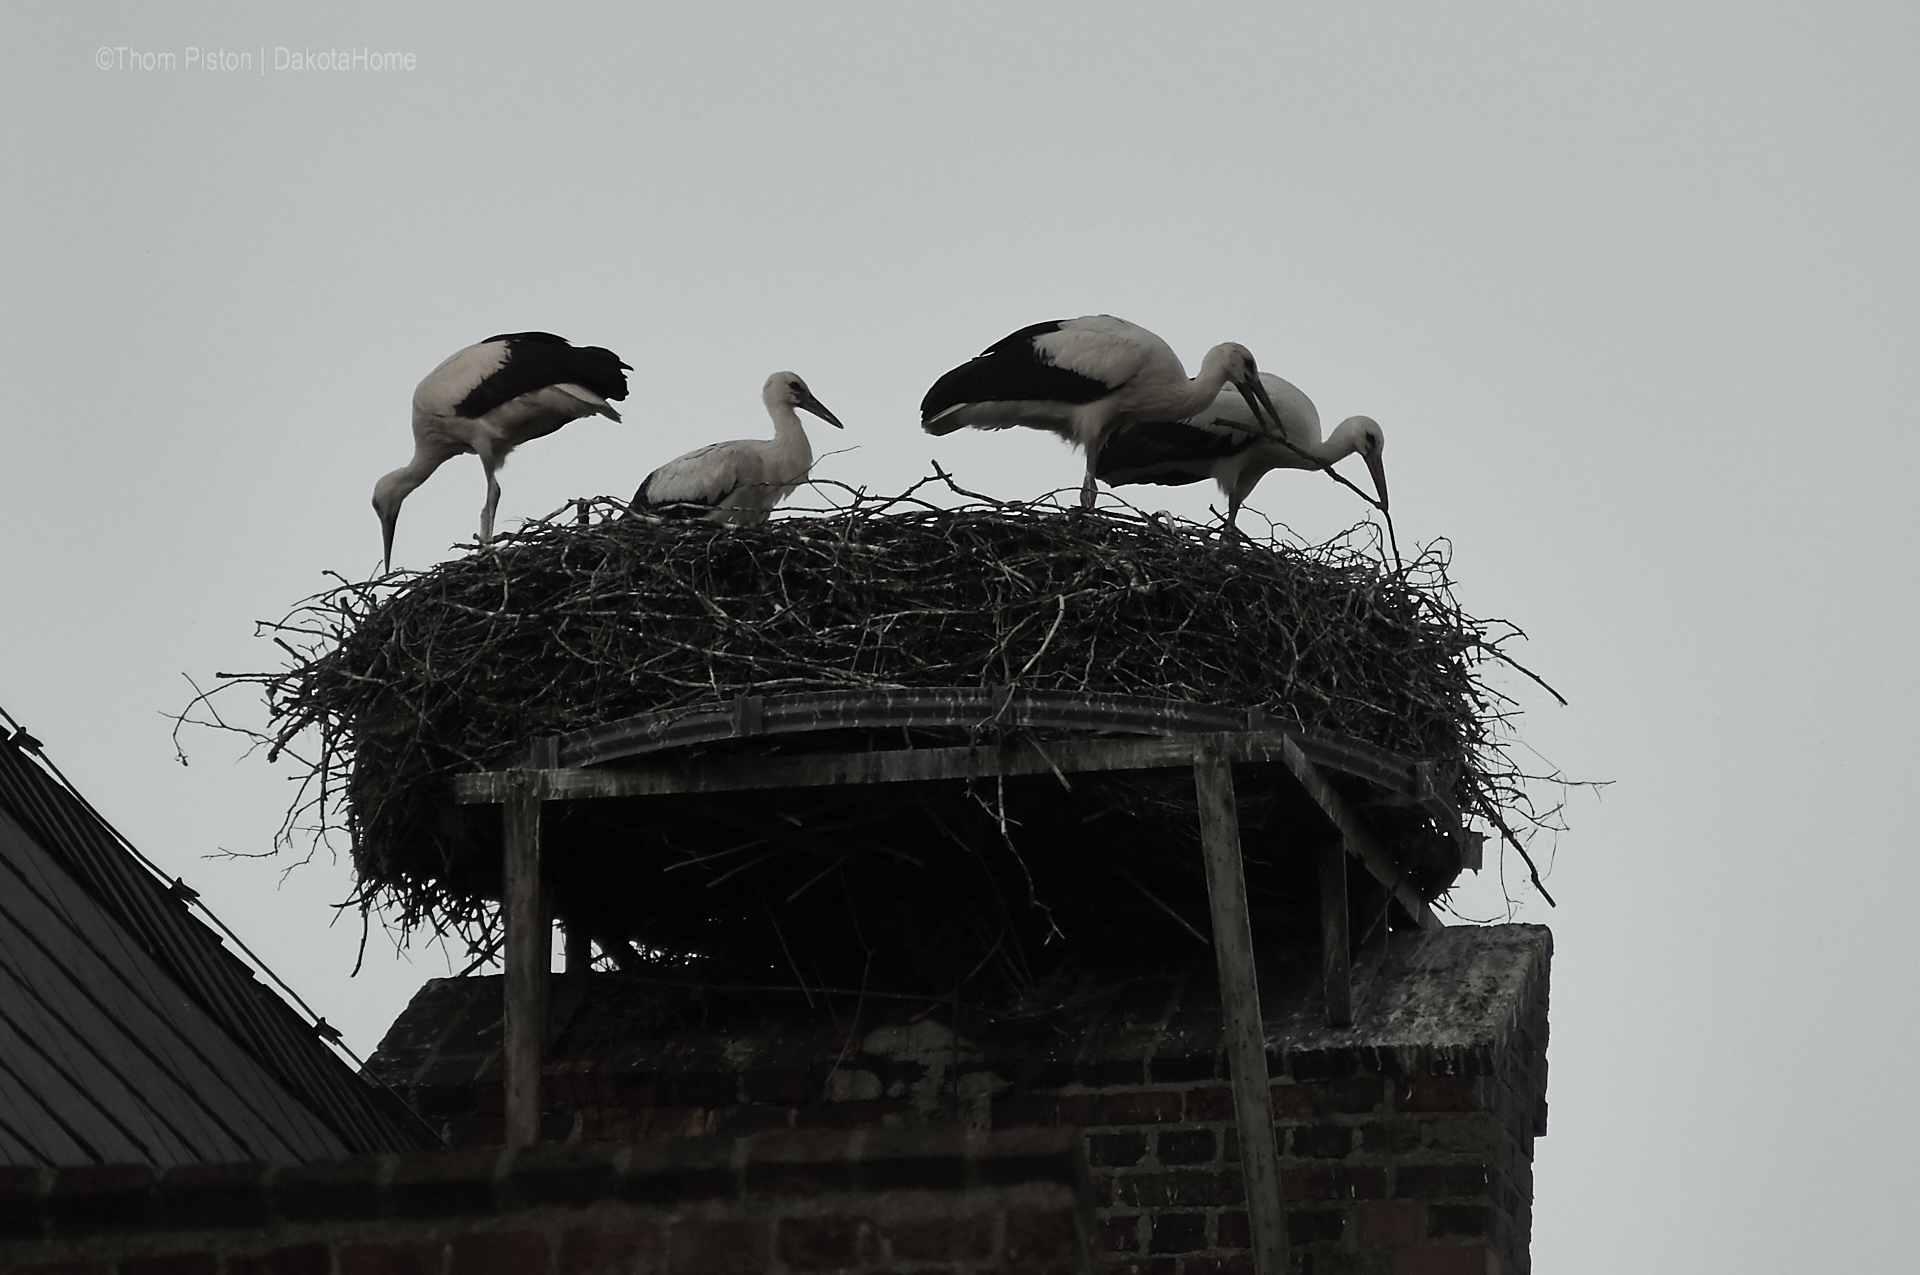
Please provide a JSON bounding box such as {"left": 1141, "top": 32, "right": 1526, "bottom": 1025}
{"left": 564, "top": 926, "right": 592, "bottom": 974}
{"left": 1318, "top": 840, "right": 1353, "bottom": 1027}
{"left": 502, "top": 737, "right": 556, "bottom": 1151}
{"left": 1193, "top": 743, "right": 1288, "bottom": 1275}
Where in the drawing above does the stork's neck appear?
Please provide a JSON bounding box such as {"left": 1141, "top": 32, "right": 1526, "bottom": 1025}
{"left": 389, "top": 440, "right": 459, "bottom": 491}
{"left": 1166, "top": 364, "right": 1229, "bottom": 420}
{"left": 1110, "top": 364, "right": 1234, "bottom": 432}
{"left": 765, "top": 400, "right": 814, "bottom": 470}
{"left": 1169, "top": 347, "right": 1249, "bottom": 421}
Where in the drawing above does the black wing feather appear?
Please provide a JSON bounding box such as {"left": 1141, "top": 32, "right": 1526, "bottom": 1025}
{"left": 1096, "top": 419, "right": 1254, "bottom": 484}
{"left": 458, "top": 332, "right": 632, "bottom": 420}
{"left": 920, "top": 320, "right": 1114, "bottom": 426}
{"left": 632, "top": 464, "right": 736, "bottom": 518}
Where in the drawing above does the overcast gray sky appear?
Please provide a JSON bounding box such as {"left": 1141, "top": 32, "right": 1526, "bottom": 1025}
{"left": 5, "top": 2, "right": 1918, "bottom": 1269}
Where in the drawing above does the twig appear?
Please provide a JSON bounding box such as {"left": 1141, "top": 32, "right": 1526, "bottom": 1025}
{"left": 1106, "top": 861, "right": 1209, "bottom": 944}
{"left": 1482, "top": 806, "right": 1558, "bottom": 907}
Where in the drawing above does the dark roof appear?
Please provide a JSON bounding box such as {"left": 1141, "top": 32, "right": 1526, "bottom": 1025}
{"left": 0, "top": 730, "right": 439, "bottom": 1166}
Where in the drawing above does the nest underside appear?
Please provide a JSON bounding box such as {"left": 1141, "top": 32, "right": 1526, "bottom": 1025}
{"left": 234, "top": 492, "right": 1541, "bottom": 1000}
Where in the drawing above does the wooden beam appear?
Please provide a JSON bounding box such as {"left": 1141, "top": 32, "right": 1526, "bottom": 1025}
{"left": 1318, "top": 840, "right": 1353, "bottom": 1028}
{"left": 1192, "top": 742, "right": 1287, "bottom": 1275}
{"left": 558, "top": 687, "right": 1267, "bottom": 769}
{"left": 460, "top": 733, "right": 1213, "bottom": 802}
{"left": 454, "top": 729, "right": 1439, "bottom": 931}
{"left": 545, "top": 686, "right": 1472, "bottom": 873}
{"left": 1273, "top": 738, "right": 1443, "bottom": 932}
{"left": 501, "top": 737, "right": 555, "bottom": 1150}
{"left": 1350, "top": 864, "right": 1393, "bottom": 960}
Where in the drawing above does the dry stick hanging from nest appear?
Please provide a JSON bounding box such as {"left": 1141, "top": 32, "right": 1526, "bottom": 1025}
{"left": 176, "top": 481, "right": 1573, "bottom": 964}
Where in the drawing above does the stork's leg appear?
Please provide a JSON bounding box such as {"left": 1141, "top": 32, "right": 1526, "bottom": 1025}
{"left": 1078, "top": 408, "right": 1110, "bottom": 510}
{"left": 480, "top": 464, "right": 501, "bottom": 544}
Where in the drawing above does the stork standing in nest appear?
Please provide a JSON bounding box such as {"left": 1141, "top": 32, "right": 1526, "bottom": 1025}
{"left": 630, "top": 372, "right": 844, "bottom": 524}
{"left": 919, "top": 315, "right": 1287, "bottom": 507}
{"left": 1097, "top": 373, "right": 1388, "bottom": 529}
{"left": 372, "top": 332, "right": 631, "bottom": 572}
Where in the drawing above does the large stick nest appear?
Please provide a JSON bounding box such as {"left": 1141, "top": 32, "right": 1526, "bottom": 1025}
{"left": 208, "top": 485, "right": 1560, "bottom": 1001}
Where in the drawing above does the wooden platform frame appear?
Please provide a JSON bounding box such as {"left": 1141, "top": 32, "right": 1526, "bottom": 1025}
{"left": 454, "top": 690, "right": 1452, "bottom": 1275}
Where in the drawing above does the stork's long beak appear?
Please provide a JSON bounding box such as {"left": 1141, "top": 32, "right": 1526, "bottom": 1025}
{"left": 379, "top": 508, "right": 398, "bottom": 575}
{"left": 1234, "top": 373, "right": 1286, "bottom": 440}
{"left": 800, "top": 393, "right": 845, "bottom": 430}
{"left": 1365, "top": 451, "right": 1390, "bottom": 512}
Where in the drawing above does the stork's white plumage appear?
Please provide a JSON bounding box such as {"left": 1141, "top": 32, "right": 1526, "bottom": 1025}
{"left": 1096, "top": 373, "right": 1388, "bottom": 528}
{"left": 631, "top": 372, "right": 843, "bottom": 525}
{"left": 920, "top": 315, "right": 1287, "bottom": 507}
{"left": 372, "top": 331, "right": 631, "bottom": 571}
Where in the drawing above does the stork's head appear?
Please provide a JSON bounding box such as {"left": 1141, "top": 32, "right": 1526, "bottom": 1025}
{"left": 1335, "top": 415, "right": 1389, "bottom": 511}
{"left": 1203, "top": 343, "right": 1286, "bottom": 440}
{"left": 370, "top": 469, "right": 418, "bottom": 574}
{"left": 764, "top": 372, "right": 845, "bottom": 430}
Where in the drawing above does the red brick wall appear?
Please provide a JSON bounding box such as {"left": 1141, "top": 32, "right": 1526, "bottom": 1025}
{"left": 0, "top": 1128, "right": 1098, "bottom": 1275}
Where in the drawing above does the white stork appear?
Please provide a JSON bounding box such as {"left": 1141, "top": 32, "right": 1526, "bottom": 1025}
{"left": 630, "top": 372, "right": 844, "bottom": 525}
{"left": 920, "top": 315, "right": 1287, "bottom": 507}
{"left": 1096, "top": 372, "right": 1388, "bottom": 528}
{"left": 372, "top": 332, "right": 631, "bottom": 571}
